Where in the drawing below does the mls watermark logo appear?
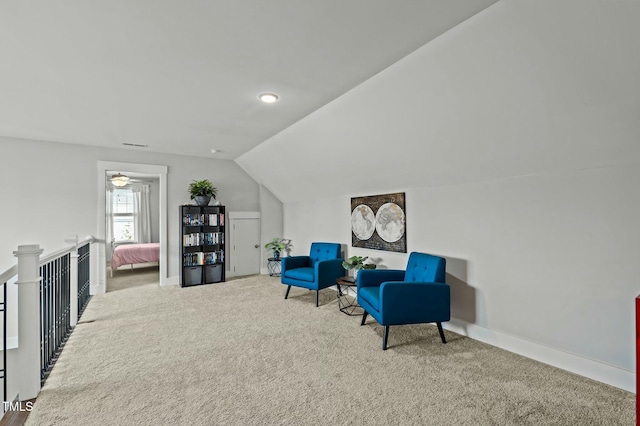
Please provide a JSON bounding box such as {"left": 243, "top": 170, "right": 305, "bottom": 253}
{"left": 3, "top": 400, "right": 34, "bottom": 412}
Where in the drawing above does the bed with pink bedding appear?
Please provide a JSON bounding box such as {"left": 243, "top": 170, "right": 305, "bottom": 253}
{"left": 111, "top": 243, "right": 160, "bottom": 271}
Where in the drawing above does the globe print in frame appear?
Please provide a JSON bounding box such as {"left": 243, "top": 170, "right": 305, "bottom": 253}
{"left": 350, "top": 192, "right": 406, "bottom": 253}
{"left": 351, "top": 204, "right": 376, "bottom": 241}
{"left": 375, "top": 202, "right": 405, "bottom": 243}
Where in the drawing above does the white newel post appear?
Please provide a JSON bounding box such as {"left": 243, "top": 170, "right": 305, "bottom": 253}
{"left": 13, "top": 244, "right": 44, "bottom": 401}
{"left": 65, "top": 235, "right": 79, "bottom": 327}
{"left": 90, "top": 239, "right": 105, "bottom": 295}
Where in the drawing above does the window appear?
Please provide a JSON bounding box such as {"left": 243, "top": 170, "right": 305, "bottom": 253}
{"left": 113, "top": 188, "right": 135, "bottom": 242}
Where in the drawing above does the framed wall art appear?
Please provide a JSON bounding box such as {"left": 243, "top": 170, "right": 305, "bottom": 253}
{"left": 350, "top": 192, "right": 406, "bottom": 253}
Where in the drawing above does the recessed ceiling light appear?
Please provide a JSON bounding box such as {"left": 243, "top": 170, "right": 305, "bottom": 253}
{"left": 210, "top": 149, "right": 219, "bottom": 154}
{"left": 258, "top": 93, "right": 279, "bottom": 103}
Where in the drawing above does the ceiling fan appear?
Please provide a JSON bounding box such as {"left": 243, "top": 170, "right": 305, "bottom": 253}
{"left": 110, "top": 173, "right": 130, "bottom": 187}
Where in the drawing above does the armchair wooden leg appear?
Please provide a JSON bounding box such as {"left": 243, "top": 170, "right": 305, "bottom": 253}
{"left": 361, "top": 312, "right": 368, "bottom": 326}
{"left": 284, "top": 285, "right": 291, "bottom": 300}
{"left": 383, "top": 326, "right": 390, "bottom": 350}
{"left": 316, "top": 290, "right": 319, "bottom": 307}
{"left": 437, "top": 322, "right": 447, "bottom": 344}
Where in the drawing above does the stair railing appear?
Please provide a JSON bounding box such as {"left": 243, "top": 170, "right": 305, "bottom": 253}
{"left": 0, "top": 236, "right": 102, "bottom": 415}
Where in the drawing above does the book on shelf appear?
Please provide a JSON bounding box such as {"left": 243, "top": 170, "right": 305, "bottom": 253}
{"left": 202, "top": 232, "right": 224, "bottom": 245}
{"left": 203, "top": 250, "right": 224, "bottom": 264}
{"left": 183, "top": 232, "right": 204, "bottom": 247}
{"left": 203, "top": 213, "right": 219, "bottom": 226}
{"left": 182, "top": 213, "right": 203, "bottom": 226}
{"left": 183, "top": 252, "right": 205, "bottom": 266}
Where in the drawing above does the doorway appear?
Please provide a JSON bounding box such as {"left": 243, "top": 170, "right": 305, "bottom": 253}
{"left": 106, "top": 173, "right": 160, "bottom": 292}
{"left": 97, "top": 161, "right": 168, "bottom": 293}
{"left": 229, "top": 212, "right": 261, "bottom": 277}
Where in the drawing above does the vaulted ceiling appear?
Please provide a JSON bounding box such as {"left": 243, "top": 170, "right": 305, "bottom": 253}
{"left": 0, "top": 0, "right": 497, "bottom": 159}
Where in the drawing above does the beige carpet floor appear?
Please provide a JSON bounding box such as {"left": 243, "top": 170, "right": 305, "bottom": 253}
{"left": 26, "top": 274, "right": 634, "bottom": 425}
{"left": 107, "top": 264, "right": 159, "bottom": 292}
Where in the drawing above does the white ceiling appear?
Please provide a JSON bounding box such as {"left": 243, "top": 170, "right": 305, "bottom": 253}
{"left": 0, "top": 0, "right": 497, "bottom": 160}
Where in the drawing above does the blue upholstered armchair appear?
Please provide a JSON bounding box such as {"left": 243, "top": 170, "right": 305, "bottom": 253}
{"left": 357, "top": 252, "right": 450, "bottom": 350}
{"left": 281, "top": 242, "right": 344, "bottom": 307}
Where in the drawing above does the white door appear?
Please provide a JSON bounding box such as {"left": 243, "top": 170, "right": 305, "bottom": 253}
{"left": 230, "top": 215, "right": 261, "bottom": 277}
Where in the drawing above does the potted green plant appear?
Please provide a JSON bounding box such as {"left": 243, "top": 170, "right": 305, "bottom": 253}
{"left": 189, "top": 179, "right": 217, "bottom": 206}
{"left": 264, "top": 238, "right": 288, "bottom": 259}
{"left": 342, "top": 255, "right": 377, "bottom": 279}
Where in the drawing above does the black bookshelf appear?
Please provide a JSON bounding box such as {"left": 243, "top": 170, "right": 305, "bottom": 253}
{"left": 180, "top": 205, "right": 225, "bottom": 287}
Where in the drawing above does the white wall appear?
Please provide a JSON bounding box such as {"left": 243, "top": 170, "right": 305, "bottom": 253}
{"left": 237, "top": 0, "right": 640, "bottom": 390}
{"left": 258, "top": 185, "right": 284, "bottom": 272}
{"left": 0, "top": 137, "right": 260, "bottom": 279}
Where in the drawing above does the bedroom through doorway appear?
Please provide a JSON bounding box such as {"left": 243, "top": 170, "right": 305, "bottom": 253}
{"left": 106, "top": 171, "right": 161, "bottom": 292}
{"left": 97, "top": 161, "right": 168, "bottom": 293}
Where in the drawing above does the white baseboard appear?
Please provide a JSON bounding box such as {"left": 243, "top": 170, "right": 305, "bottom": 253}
{"left": 444, "top": 318, "right": 635, "bottom": 393}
